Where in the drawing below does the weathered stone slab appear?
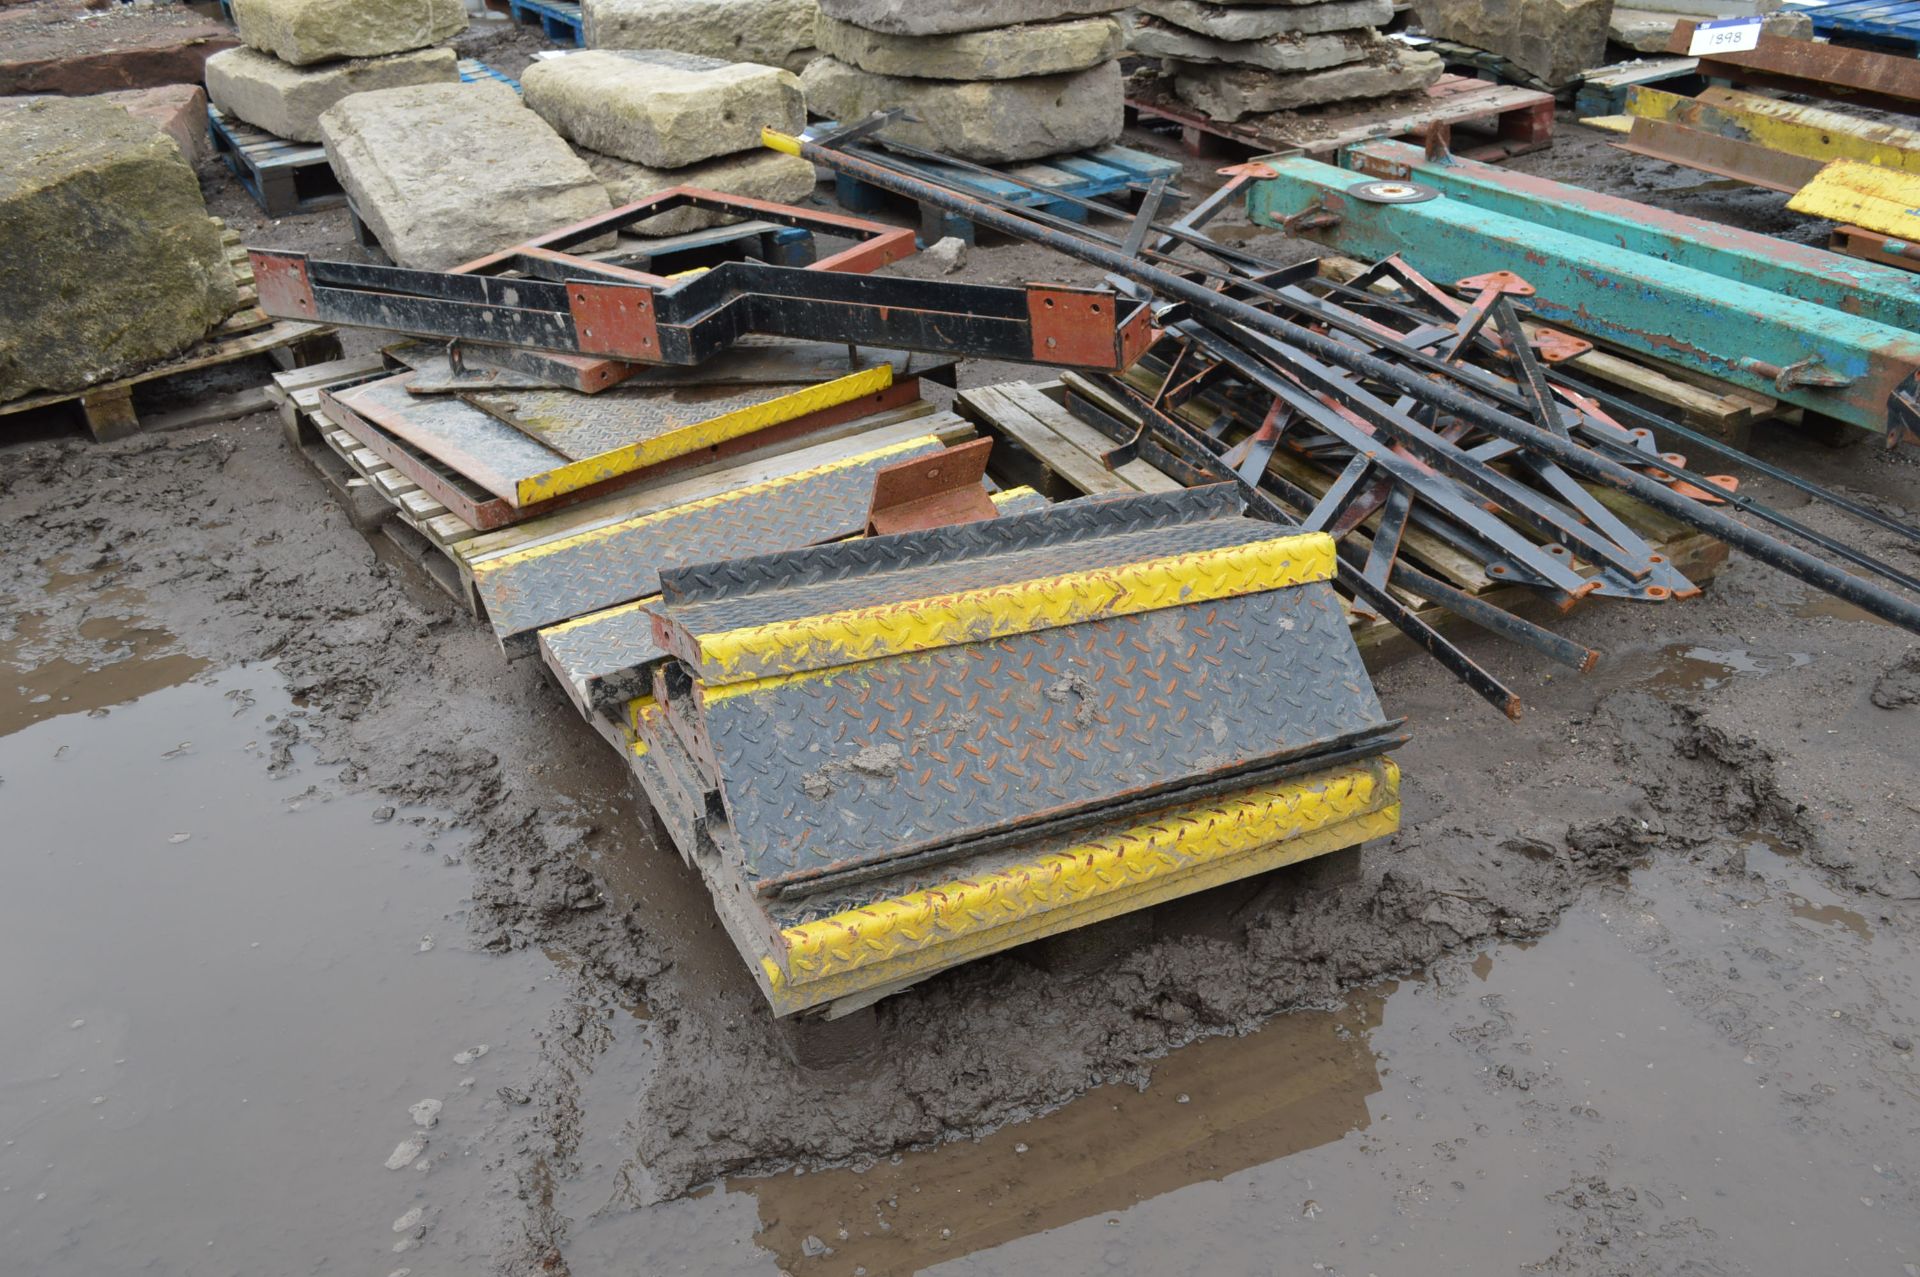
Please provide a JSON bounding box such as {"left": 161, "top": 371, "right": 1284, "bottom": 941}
{"left": 1609, "top": 6, "right": 1807, "bottom": 53}
{"left": 206, "top": 45, "right": 458, "bottom": 143}
{"left": 1170, "top": 46, "right": 1444, "bottom": 120}
{"left": 1139, "top": 0, "right": 1393, "bottom": 40}
{"left": 817, "top": 0, "right": 1127, "bottom": 36}
{"left": 817, "top": 15, "right": 1122, "bottom": 80}
{"left": 319, "top": 82, "right": 612, "bottom": 272}
{"left": 801, "top": 56, "right": 1123, "bottom": 161}
{"left": 0, "top": 8, "right": 236, "bottom": 96}
{"left": 4, "top": 84, "right": 210, "bottom": 164}
{"left": 231, "top": 0, "right": 467, "bottom": 67}
{"left": 585, "top": 148, "right": 817, "bottom": 234}
{"left": 1126, "top": 14, "right": 1372, "bottom": 72}
{"left": 0, "top": 98, "right": 237, "bottom": 402}
{"left": 1410, "top": 0, "right": 1607, "bottom": 87}
{"left": 583, "top": 0, "right": 820, "bottom": 67}
{"left": 523, "top": 49, "right": 804, "bottom": 169}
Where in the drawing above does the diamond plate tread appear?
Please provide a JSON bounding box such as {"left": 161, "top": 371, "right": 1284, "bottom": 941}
{"left": 658, "top": 519, "right": 1336, "bottom": 685}
{"left": 699, "top": 581, "right": 1389, "bottom": 891}
{"left": 535, "top": 484, "right": 1053, "bottom": 712}
{"left": 468, "top": 365, "right": 894, "bottom": 504}
{"left": 761, "top": 758, "right": 1401, "bottom": 1003}
{"left": 660, "top": 484, "right": 1244, "bottom": 604}
{"left": 538, "top": 596, "right": 667, "bottom": 716}
{"left": 993, "top": 487, "right": 1048, "bottom": 517}
{"left": 471, "top": 434, "right": 948, "bottom": 642}
{"left": 336, "top": 374, "right": 563, "bottom": 503}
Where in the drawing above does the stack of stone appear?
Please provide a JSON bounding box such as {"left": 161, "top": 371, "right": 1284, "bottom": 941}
{"left": 1128, "top": 0, "right": 1444, "bottom": 123}
{"left": 521, "top": 50, "right": 817, "bottom": 236}
{"left": 800, "top": 0, "right": 1129, "bottom": 164}
{"left": 582, "top": 0, "right": 824, "bottom": 74}
{"left": 205, "top": 0, "right": 470, "bottom": 145}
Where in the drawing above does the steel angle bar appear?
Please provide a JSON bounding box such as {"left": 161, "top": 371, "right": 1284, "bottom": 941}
{"left": 777, "top": 127, "right": 1920, "bottom": 641}
{"left": 1243, "top": 154, "right": 1920, "bottom": 440}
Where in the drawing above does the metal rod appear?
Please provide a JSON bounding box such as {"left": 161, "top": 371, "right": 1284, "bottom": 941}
{"left": 776, "top": 130, "right": 1920, "bottom": 638}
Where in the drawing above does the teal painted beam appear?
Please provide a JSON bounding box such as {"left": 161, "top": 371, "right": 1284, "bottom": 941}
{"left": 1244, "top": 154, "right": 1920, "bottom": 436}
{"left": 1336, "top": 139, "right": 1920, "bottom": 335}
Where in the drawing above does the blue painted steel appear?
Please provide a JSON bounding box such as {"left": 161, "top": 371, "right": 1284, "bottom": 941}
{"left": 1799, "top": 0, "right": 1920, "bottom": 53}
{"left": 1245, "top": 152, "right": 1920, "bottom": 435}
{"left": 1336, "top": 140, "right": 1920, "bottom": 334}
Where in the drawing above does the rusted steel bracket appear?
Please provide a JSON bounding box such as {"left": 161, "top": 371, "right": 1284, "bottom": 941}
{"left": 865, "top": 438, "right": 998, "bottom": 535}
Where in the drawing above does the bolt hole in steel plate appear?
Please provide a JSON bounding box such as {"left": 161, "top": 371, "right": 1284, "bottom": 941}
{"left": 1349, "top": 180, "right": 1441, "bottom": 205}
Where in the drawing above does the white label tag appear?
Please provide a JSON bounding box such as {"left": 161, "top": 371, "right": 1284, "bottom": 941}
{"left": 1688, "top": 15, "right": 1764, "bottom": 56}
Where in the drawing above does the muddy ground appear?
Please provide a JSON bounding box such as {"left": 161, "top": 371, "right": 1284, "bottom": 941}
{"left": 4, "top": 44, "right": 1920, "bottom": 1277}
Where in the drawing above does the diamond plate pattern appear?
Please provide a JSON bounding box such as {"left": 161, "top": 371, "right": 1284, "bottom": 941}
{"left": 700, "top": 581, "right": 1389, "bottom": 891}
{"left": 537, "top": 597, "right": 666, "bottom": 715}
{"left": 767, "top": 758, "right": 1399, "bottom": 990}
{"left": 337, "top": 375, "right": 562, "bottom": 501}
{"left": 472, "top": 435, "right": 948, "bottom": 641}
{"left": 469, "top": 381, "right": 837, "bottom": 461}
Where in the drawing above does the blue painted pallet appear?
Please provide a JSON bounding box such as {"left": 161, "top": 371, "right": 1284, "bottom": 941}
{"left": 830, "top": 140, "right": 1185, "bottom": 246}
{"left": 504, "top": 0, "right": 584, "bottom": 45}
{"left": 456, "top": 57, "right": 522, "bottom": 92}
{"left": 1799, "top": 0, "right": 1920, "bottom": 54}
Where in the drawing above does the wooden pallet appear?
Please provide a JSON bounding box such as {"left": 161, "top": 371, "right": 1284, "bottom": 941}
{"left": 955, "top": 381, "right": 1183, "bottom": 500}
{"left": 1573, "top": 57, "right": 1702, "bottom": 117}
{"left": 1054, "top": 370, "right": 1728, "bottom": 670}
{"left": 829, "top": 140, "right": 1185, "bottom": 245}
{"left": 1127, "top": 72, "right": 1556, "bottom": 163}
{"left": 503, "top": 0, "right": 584, "bottom": 45}
{"left": 209, "top": 62, "right": 517, "bottom": 217}
{"left": 207, "top": 103, "right": 342, "bottom": 217}
{"left": 0, "top": 229, "right": 340, "bottom": 442}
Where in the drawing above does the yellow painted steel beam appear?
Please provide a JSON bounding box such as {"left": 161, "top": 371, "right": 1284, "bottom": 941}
{"left": 759, "top": 757, "right": 1399, "bottom": 1014}
{"left": 514, "top": 365, "right": 895, "bottom": 506}
{"left": 474, "top": 433, "right": 944, "bottom": 577}
{"left": 1627, "top": 86, "right": 1920, "bottom": 173}
{"left": 677, "top": 531, "right": 1338, "bottom": 687}
{"left": 1789, "top": 161, "right": 1920, "bottom": 241}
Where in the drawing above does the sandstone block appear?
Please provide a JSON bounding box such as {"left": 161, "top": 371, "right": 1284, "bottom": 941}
{"left": 801, "top": 56, "right": 1123, "bottom": 162}
{"left": 586, "top": 148, "right": 817, "bottom": 234}
{"left": 1170, "top": 46, "right": 1444, "bottom": 120}
{"left": 817, "top": 15, "right": 1122, "bottom": 80}
{"left": 0, "top": 99, "right": 237, "bottom": 402}
{"left": 1410, "top": 0, "right": 1607, "bottom": 87}
{"left": 1139, "top": 0, "right": 1393, "bottom": 40}
{"left": 523, "top": 49, "right": 804, "bottom": 169}
{"left": 105, "top": 83, "right": 208, "bottom": 164}
{"left": 583, "top": 0, "right": 820, "bottom": 67}
{"left": 1609, "top": 7, "right": 1807, "bottom": 52}
{"left": 817, "top": 0, "right": 1127, "bottom": 36}
{"left": 206, "top": 45, "right": 458, "bottom": 143}
{"left": 231, "top": 0, "right": 466, "bottom": 66}
{"left": 1126, "top": 14, "right": 1373, "bottom": 72}
{"left": 319, "top": 82, "right": 612, "bottom": 272}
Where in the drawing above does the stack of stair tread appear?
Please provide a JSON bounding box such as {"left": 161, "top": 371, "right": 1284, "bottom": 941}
{"left": 1131, "top": 0, "right": 1444, "bottom": 123}
{"left": 800, "top": 0, "right": 1130, "bottom": 163}
{"left": 637, "top": 484, "right": 1396, "bottom": 898}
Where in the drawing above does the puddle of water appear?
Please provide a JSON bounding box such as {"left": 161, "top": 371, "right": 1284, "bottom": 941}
{"left": 1793, "top": 594, "right": 1891, "bottom": 625}
{"left": 1646, "top": 643, "right": 1812, "bottom": 693}
{"left": 741, "top": 993, "right": 1388, "bottom": 1275}
{"left": 0, "top": 662, "right": 562, "bottom": 1274}
{"left": 1745, "top": 838, "right": 1876, "bottom": 941}
{"left": 0, "top": 610, "right": 211, "bottom": 737}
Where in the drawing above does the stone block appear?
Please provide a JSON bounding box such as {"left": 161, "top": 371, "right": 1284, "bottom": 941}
{"left": 1126, "top": 14, "right": 1373, "bottom": 72}
{"left": 0, "top": 98, "right": 237, "bottom": 402}
{"left": 104, "top": 83, "right": 208, "bottom": 164}
{"left": 0, "top": 8, "right": 237, "bottom": 96}
{"left": 800, "top": 56, "right": 1123, "bottom": 162}
{"left": 582, "top": 0, "right": 820, "bottom": 67}
{"left": 319, "top": 82, "right": 612, "bottom": 272}
{"left": 230, "top": 0, "right": 467, "bottom": 67}
{"left": 1410, "top": 0, "right": 1608, "bottom": 87}
{"left": 523, "top": 49, "right": 803, "bottom": 168}
{"left": 1609, "top": 7, "right": 1808, "bottom": 52}
{"left": 585, "top": 148, "right": 817, "bottom": 234}
{"left": 1170, "top": 45, "right": 1444, "bottom": 119}
{"left": 1139, "top": 0, "right": 1393, "bottom": 40}
{"left": 816, "top": 15, "right": 1123, "bottom": 80}
{"left": 206, "top": 45, "right": 459, "bottom": 143}
{"left": 817, "top": 0, "right": 1127, "bottom": 36}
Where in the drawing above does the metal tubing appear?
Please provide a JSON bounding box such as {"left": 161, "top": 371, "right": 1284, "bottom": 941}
{"left": 779, "top": 131, "right": 1920, "bottom": 638}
